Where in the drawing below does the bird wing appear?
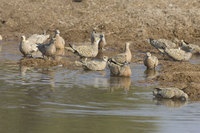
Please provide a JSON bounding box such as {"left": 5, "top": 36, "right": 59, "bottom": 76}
{"left": 60, "top": 37, "right": 65, "bottom": 45}
{"left": 83, "top": 60, "right": 99, "bottom": 70}
{"left": 28, "top": 34, "right": 49, "bottom": 44}
{"left": 111, "top": 53, "right": 127, "bottom": 64}
{"left": 71, "top": 44, "right": 94, "bottom": 57}
{"left": 159, "top": 39, "right": 177, "bottom": 48}
{"left": 150, "top": 39, "right": 166, "bottom": 49}
{"left": 165, "top": 48, "right": 186, "bottom": 61}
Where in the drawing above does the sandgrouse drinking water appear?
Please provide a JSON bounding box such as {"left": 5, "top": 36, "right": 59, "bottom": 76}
{"left": 153, "top": 87, "right": 188, "bottom": 101}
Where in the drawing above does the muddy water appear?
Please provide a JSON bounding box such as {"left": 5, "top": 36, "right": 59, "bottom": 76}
{"left": 190, "top": 55, "right": 200, "bottom": 64}
{"left": 0, "top": 41, "right": 200, "bottom": 133}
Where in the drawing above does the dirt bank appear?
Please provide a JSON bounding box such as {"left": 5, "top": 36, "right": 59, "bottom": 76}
{"left": 1, "top": 0, "right": 200, "bottom": 47}
{"left": 155, "top": 60, "right": 200, "bottom": 100}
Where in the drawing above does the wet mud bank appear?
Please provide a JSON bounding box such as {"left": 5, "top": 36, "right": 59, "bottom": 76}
{"left": 154, "top": 59, "right": 200, "bottom": 100}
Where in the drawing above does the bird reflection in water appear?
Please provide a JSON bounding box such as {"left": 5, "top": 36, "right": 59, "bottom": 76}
{"left": 19, "top": 64, "right": 56, "bottom": 92}
{"left": 109, "top": 77, "right": 131, "bottom": 93}
{"left": 144, "top": 69, "right": 159, "bottom": 79}
{"left": 54, "top": 48, "right": 65, "bottom": 61}
{"left": 0, "top": 43, "right": 2, "bottom": 52}
{"left": 19, "top": 64, "right": 33, "bottom": 76}
{"left": 153, "top": 98, "right": 187, "bottom": 108}
{"left": 40, "top": 68, "right": 56, "bottom": 92}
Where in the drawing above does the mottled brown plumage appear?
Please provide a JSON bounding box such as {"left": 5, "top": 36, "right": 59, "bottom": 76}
{"left": 149, "top": 38, "right": 178, "bottom": 54}
{"left": 91, "top": 27, "right": 98, "bottom": 44}
{"left": 80, "top": 56, "right": 108, "bottom": 71}
{"left": 91, "top": 28, "right": 107, "bottom": 50}
{"left": 66, "top": 34, "right": 101, "bottom": 58}
{"left": 108, "top": 61, "right": 131, "bottom": 77}
{"left": 54, "top": 30, "right": 65, "bottom": 49}
{"left": 144, "top": 52, "right": 158, "bottom": 69}
{"left": 181, "top": 40, "right": 200, "bottom": 54}
{"left": 164, "top": 47, "right": 192, "bottom": 61}
{"left": 109, "top": 42, "right": 131, "bottom": 65}
{"left": 98, "top": 33, "right": 107, "bottom": 50}
{"left": 153, "top": 87, "right": 188, "bottom": 101}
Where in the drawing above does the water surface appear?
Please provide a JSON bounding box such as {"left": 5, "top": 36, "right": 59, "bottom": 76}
{"left": 0, "top": 41, "right": 200, "bottom": 133}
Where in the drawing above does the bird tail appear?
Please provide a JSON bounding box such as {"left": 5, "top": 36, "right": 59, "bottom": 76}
{"left": 149, "top": 38, "right": 154, "bottom": 44}
{"left": 107, "top": 58, "right": 125, "bottom": 67}
{"left": 75, "top": 61, "right": 83, "bottom": 66}
{"left": 65, "top": 46, "right": 75, "bottom": 52}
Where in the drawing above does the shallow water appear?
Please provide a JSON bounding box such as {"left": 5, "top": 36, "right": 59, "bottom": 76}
{"left": 189, "top": 55, "right": 200, "bottom": 64}
{"left": 0, "top": 41, "right": 200, "bottom": 133}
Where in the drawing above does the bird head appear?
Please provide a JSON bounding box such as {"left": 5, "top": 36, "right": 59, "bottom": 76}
{"left": 21, "top": 36, "right": 26, "bottom": 41}
{"left": 146, "top": 52, "right": 151, "bottom": 57}
{"left": 103, "top": 56, "right": 108, "bottom": 62}
{"left": 55, "top": 30, "right": 60, "bottom": 34}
